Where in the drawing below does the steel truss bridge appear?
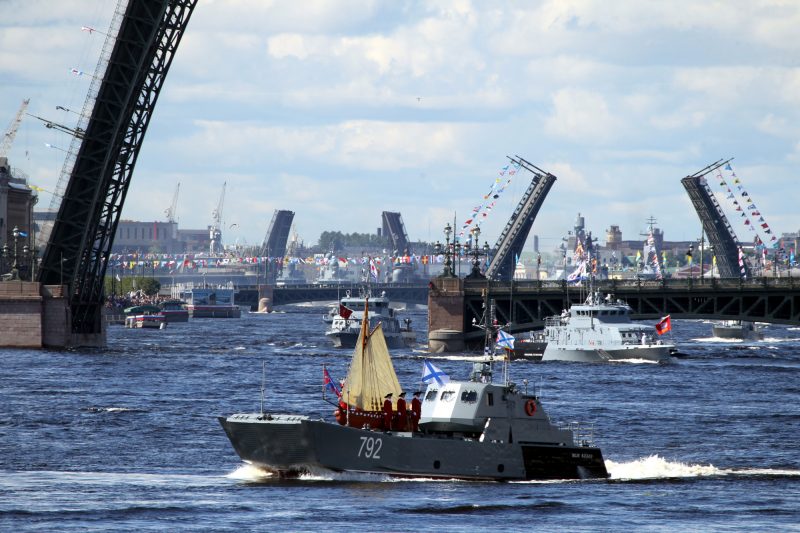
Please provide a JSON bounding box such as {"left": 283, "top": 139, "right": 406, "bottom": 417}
{"left": 238, "top": 278, "right": 800, "bottom": 329}
{"left": 37, "top": 0, "right": 197, "bottom": 336}
{"left": 237, "top": 283, "right": 430, "bottom": 308}
{"left": 432, "top": 277, "right": 800, "bottom": 343}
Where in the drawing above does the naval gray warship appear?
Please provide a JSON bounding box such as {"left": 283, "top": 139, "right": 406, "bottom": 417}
{"left": 219, "top": 300, "right": 609, "bottom": 481}
{"left": 541, "top": 292, "right": 674, "bottom": 363}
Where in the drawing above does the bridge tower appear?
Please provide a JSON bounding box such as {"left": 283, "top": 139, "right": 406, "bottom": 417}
{"left": 260, "top": 210, "right": 295, "bottom": 283}
{"left": 681, "top": 159, "right": 747, "bottom": 278}
{"left": 485, "top": 156, "right": 557, "bottom": 281}
{"left": 37, "top": 0, "right": 198, "bottom": 337}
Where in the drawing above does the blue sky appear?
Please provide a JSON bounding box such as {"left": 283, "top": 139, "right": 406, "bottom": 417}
{"left": 2, "top": 0, "right": 798, "bottom": 253}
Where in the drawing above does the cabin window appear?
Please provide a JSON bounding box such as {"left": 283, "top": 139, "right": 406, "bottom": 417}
{"left": 460, "top": 390, "right": 478, "bottom": 403}
{"left": 425, "top": 389, "right": 438, "bottom": 401}
{"left": 440, "top": 391, "right": 455, "bottom": 402}
{"left": 487, "top": 393, "right": 494, "bottom": 406}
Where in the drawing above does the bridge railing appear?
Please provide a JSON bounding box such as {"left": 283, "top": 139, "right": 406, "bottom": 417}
{"left": 469, "top": 276, "right": 797, "bottom": 292}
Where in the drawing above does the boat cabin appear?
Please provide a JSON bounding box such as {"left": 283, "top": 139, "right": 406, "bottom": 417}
{"left": 178, "top": 288, "right": 236, "bottom": 306}
{"left": 418, "top": 361, "right": 575, "bottom": 446}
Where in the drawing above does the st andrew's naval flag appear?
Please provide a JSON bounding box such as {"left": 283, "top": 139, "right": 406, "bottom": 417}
{"left": 496, "top": 329, "right": 515, "bottom": 350}
{"left": 323, "top": 366, "right": 341, "bottom": 398}
{"left": 421, "top": 360, "right": 449, "bottom": 386}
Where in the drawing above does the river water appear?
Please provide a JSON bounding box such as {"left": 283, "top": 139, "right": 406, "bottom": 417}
{"left": 2, "top": 305, "right": 799, "bottom": 531}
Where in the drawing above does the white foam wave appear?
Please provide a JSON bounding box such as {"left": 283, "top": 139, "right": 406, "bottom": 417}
{"left": 606, "top": 454, "right": 800, "bottom": 480}
{"left": 427, "top": 354, "right": 491, "bottom": 362}
{"left": 225, "top": 463, "right": 275, "bottom": 481}
{"left": 85, "top": 406, "right": 145, "bottom": 413}
{"left": 609, "top": 358, "right": 660, "bottom": 364}
{"left": 299, "top": 467, "right": 391, "bottom": 482}
{"left": 692, "top": 337, "right": 744, "bottom": 343}
{"left": 607, "top": 455, "right": 721, "bottom": 479}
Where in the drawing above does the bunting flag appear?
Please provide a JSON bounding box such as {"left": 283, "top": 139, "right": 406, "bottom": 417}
{"left": 715, "top": 163, "right": 779, "bottom": 252}
{"left": 458, "top": 160, "right": 522, "bottom": 237}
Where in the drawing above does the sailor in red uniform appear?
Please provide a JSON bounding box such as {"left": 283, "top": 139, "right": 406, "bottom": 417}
{"left": 411, "top": 391, "right": 422, "bottom": 432}
{"left": 382, "top": 393, "right": 393, "bottom": 430}
{"left": 396, "top": 391, "right": 407, "bottom": 431}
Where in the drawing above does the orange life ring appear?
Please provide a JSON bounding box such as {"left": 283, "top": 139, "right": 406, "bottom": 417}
{"left": 524, "top": 399, "right": 537, "bottom": 416}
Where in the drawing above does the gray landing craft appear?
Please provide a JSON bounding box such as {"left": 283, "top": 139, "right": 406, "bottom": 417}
{"left": 542, "top": 292, "right": 675, "bottom": 363}
{"left": 711, "top": 320, "right": 764, "bottom": 340}
{"left": 219, "top": 300, "right": 609, "bottom": 481}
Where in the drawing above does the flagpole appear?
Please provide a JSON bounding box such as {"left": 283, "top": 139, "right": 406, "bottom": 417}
{"left": 260, "top": 360, "right": 266, "bottom": 417}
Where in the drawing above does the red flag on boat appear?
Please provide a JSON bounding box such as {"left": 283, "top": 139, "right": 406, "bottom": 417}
{"left": 655, "top": 315, "right": 671, "bottom": 335}
{"left": 338, "top": 303, "right": 353, "bottom": 319}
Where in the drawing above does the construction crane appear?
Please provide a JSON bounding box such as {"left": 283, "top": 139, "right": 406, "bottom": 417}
{"left": 164, "top": 182, "right": 180, "bottom": 223}
{"left": 209, "top": 181, "right": 226, "bottom": 254}
{"left": 0, "top": 98, "right": 30, "bottom": 158}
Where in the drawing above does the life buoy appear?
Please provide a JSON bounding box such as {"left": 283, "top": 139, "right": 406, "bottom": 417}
{"left": 524, "top": 399, "right": 537, "bottom": 416}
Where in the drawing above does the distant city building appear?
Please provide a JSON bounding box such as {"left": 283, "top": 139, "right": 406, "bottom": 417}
{"left": 0, "top": 157, "right": 36, "bottom": 249}
{"left": 53, "top": 218, "right": 216, "bottom": 254}
{"left": 176, "top": 228, "right": 212, "bottom": 253}
{"left": 605, "top": 225, "right": 622, "bottom": 249}
{"left": 114, "top": 220, "right": 179, "bottom": 253}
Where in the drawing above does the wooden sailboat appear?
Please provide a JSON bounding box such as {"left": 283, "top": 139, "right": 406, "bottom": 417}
{"left": 333, "top": 297, "right": 404, "bottom": 430}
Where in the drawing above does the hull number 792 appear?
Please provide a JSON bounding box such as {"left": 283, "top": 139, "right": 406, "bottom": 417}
{"left": 357, "top": 436, "right": 382, "bottom": 459}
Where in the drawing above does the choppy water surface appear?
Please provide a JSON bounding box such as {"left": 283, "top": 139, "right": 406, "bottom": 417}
{"left": 1, "top": 307, "right": 799, "bottom": 532}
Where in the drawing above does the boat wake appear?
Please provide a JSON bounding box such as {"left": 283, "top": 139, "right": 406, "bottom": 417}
{"left": 84, "top": 406, "right": 147, "bottom": 413}
{"left": 609, "top": 358, "right": 661, "bottom": 365}
{"left": 692, "top": 337, "right": 745, "bottom": 343}
{"left": 225, "top": 464, "right": 275, "bottom": 482}
{"left": 606, "top": 454, "right": 800, "bottom": 480}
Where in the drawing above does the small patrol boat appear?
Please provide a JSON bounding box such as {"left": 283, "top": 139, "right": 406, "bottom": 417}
{"left": 541, "top": 292, "right": 674, "bottom": 363}
{"left": 218, "top": 299, "right": 609, "bottom": 481}
{"left": 325, "top": 289, "right": 414, "bottom": 349}
{"left": 711, "top": 320, "right": 764, "bottom": 340}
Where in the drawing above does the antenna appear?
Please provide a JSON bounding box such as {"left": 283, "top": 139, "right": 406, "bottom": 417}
{"left": 260, "top": 360, "right": 266, "bottom": 416}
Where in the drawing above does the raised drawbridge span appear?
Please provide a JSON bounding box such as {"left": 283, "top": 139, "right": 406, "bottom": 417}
{"left": 382, "top": 211, "right": 411, "bottom": 254}
{"left": 681, "top": 158, "right": 748, "bottom": 278}
{"left": 37, "top": 0, "right": 197, "bottom": 337}
{"left": 485, "top": 156, "right": 556, "bottom": 281}
{"left": 261, "top": 209, "right": 295, "bottom": 283}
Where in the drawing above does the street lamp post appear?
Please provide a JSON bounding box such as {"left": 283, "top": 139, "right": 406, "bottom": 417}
{"left": 10, "top": 226, "right": 20, "bottom": 280}
{"left": 466, "top": 226, "right": 486, "bottom": 279}
{"left": 441, "top": 223, "right": 454, "bottom": 277}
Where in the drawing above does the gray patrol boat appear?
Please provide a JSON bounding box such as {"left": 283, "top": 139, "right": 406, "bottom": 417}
{"left": 325, "top": 289, "right": 414, "bottom": 349}
{"left": 541, "top": 292, "right": 674, "bottom": 363}
{"left": 219, "top": 300, "right": 609, "bottom": 481}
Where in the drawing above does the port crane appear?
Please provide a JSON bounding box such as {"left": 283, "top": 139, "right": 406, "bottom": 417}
{"left": 0, "top": 98, "right": 30, "bottom": 158}
{"left": 210, "top": 181, "right": 226, "bottom": 254}
{"left": 165, "top": 182, "right": 180, "bottom": 223}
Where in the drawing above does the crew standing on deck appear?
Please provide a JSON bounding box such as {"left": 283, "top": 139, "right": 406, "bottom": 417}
{"left": 396, "top": 391, "right": 407, "bottom": 431}
{"left": 382, "top": 393, "right": 393, "bottom": 430}
{"left": 411, "top": 391, "right": 422, "bottom": 432}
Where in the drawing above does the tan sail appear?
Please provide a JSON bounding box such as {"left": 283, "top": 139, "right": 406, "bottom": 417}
{"left": 341, "top": 299, "right": 402, "bottom": 411}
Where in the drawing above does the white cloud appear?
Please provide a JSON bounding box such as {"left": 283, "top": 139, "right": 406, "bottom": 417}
{"left": 4, "top": 0, "right": 800, "bottom": 247}
{"left": 173, "top": 119, "right": 473, "bottom": 172}
{"left": 544, "top": 88, "right": 622, "bottom": 143}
